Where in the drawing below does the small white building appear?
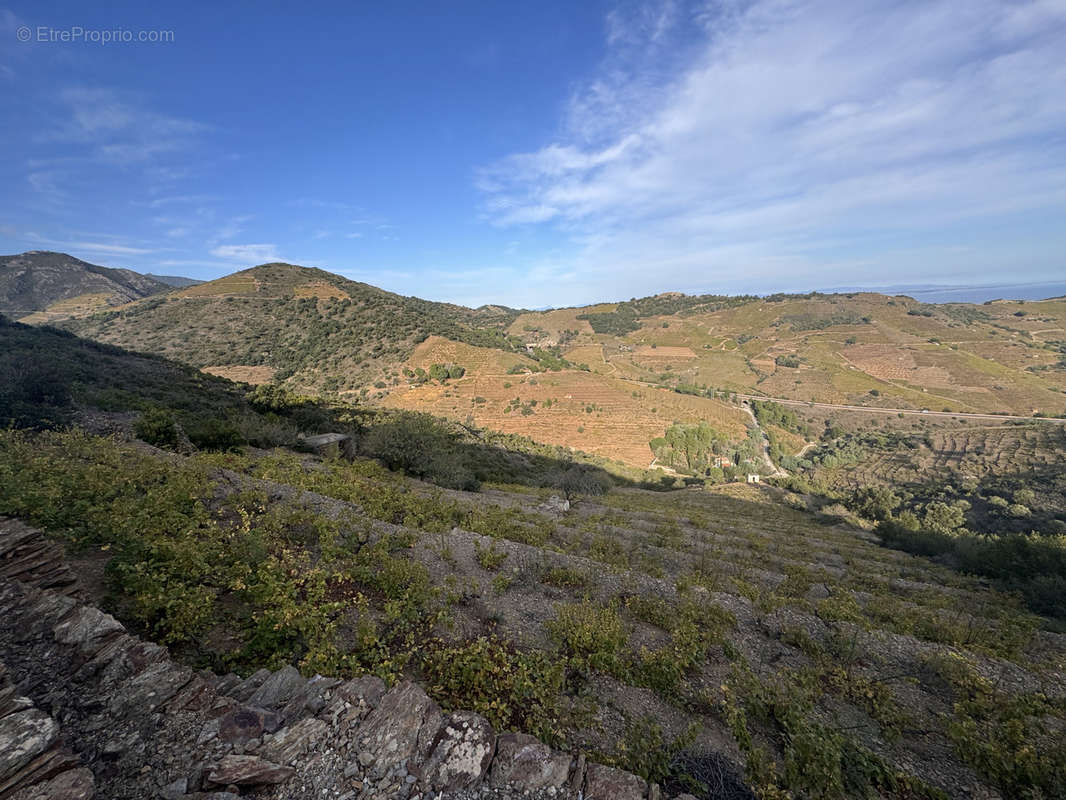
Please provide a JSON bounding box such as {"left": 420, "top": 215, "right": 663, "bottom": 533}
{"left": 746, "top": 474, "right": 761, "bottom": 484}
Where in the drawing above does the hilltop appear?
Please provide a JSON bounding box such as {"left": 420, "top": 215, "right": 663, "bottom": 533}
{"left": 61, "top": 261, "right": 521, "bottom": 393}
{"left": 0, "top": 251, "right": 176, "bottom": 321}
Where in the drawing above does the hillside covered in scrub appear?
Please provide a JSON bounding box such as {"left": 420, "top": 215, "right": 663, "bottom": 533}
{"left": 3, "top": 316, "right": 1066, "bottom": 799}
{"left": 39, "top": 255, "right": 1066, "bottom": 472}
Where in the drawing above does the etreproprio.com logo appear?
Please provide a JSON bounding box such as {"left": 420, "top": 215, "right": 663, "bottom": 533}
{"left": 16, "top": 25, "right": 175, "bottom": 44}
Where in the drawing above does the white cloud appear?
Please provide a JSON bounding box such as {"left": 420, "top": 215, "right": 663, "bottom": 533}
{"left": 22, "top": 234, "right": 156, "bottom": 256}
{"left": 479, "top": 0, "right": 1066, "bottom": 296}
{"left": 46, "top": 88, "right": 207, "bottom": 163}
{"left": 70, "top": 241, "right": 155, "bottom": 255}
{"left": 210, "top": 243, "right": 282, "bottom": 263}
{"left": 145, "top": 194, "right": 217, "bottom": 208}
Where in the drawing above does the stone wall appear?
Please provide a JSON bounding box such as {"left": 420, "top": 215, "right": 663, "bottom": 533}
{"left": 0, "top": 518, "right": 685, "bottom": 800}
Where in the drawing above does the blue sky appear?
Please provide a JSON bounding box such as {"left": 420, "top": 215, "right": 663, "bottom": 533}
{"left": 1, "top": 1, "right": 1064, "bottom": 307}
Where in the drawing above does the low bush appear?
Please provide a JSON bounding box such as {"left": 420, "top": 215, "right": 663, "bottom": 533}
{"left": 134, "top": 407, "right": 180, "bottom": 448}
{"left": 547, "top": 600, "right": 629, "bottom": 674}
{"left": 421, "top": 636, "right": 565, "bottom": 743}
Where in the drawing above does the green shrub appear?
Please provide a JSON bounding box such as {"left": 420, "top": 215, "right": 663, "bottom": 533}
{"left": 611, "top": 716, "right": 698, "bottom": 784}
{"left": 846, "top": 485, "right": 901, "bottom": 522}
{"left": 542, "top": 566, "right": 588, "bottom": 589}
{"left": 878, "top": 520, "right": 1066, "bottom": 618}
{"left": 928, "top": 653, "right": 1066, "bottom": 798}
{"left": 474, "top": 539, "right": 508, "bottom": 570}
{"left": 134, "top": 407, "right": 179, "bottom": 448}
{"left": 547, "top": 600, "right": 628, "bottom": 674}
{"left": 422, "top": 636, "right": 564, "bottom": 742}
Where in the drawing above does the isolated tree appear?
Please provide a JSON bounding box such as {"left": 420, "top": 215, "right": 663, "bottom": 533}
{"left": 555, "top": 465, "right": 611, "bottom": 500}
{"left": 365, "top": 413, "right": 452, "bottom": 477}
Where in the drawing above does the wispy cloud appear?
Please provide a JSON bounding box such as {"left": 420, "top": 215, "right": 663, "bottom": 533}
{"left": 210, "top": 243, "right": 282, "bottom": 263}
{"left": 49, "top": 87, "right": 207, "bottom": 163}
{"left": 18, "top": 87, "right": 211, "bottom": 212}
{"left": 144, "top": 194, "right": 217, "bottom": 208}
{"left": 23, "top": 233, "right": 156, "bottom": 256}
{"left": 207, "top": 215, "right": 254, "bottom": 246}
{"left": 479, "top": 0, "right": 1066, "bottom": 295}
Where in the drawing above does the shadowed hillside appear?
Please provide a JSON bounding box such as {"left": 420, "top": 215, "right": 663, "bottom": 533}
{"left": 0, "top": 251, "right": 174, "bottom": 321}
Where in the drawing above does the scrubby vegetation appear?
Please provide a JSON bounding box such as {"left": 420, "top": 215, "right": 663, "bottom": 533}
{"left": 6, "top": 289, "right": 1066, "bottom": 799}
{"left": 578, "top": 307, "right": 642, "bottom": 335}
{"left": 6, "top": 407, "right": 1064, "bottom": 799}
{"left": 62, "top": 263, "right": 522, "bottom": 393}
{"left": 788, "top": 421, "right": 1066, "bottom": 620}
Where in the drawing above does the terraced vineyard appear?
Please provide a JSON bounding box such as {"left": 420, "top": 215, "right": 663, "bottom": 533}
{"left": 384, "top": 368, "right": 750, "bottom": 468}
{"left": 807, "top": 423, "right": 1066, "bottom": 496}
{"left": 3, "top": 428, "right": 1064, "bottom": 799}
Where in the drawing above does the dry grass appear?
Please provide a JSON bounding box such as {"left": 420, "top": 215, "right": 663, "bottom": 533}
{"left": 405, "top": 335, "right": 535, "bottom": 375}
{"left": 201, "top": 365, "right": 277, "bottom": 384}
{"left": 383, "top": 369, "right": 750, "bottom": 467}
{"left": 292, "top": 282, "right": 349, "bottom": 300}
{"left": 18, "top": 292, "right": 119, "bottom": 323}
{"left": 507, "top": 305, "right": 616, "bottom": 339}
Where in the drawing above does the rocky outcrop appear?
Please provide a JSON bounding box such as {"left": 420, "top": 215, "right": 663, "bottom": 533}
{"left": 490, "top": 732, "right": 572, "bottom": 791}
{"left": 0, "top": 517, "right": 662, "bottom": 800}
{"left": 0, "top": 662, "right": 92, "bottom": 800}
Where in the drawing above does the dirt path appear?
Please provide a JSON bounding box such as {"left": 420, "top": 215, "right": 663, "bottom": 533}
{"left": 740, "top": 400, "right": 789, "bottom": 477}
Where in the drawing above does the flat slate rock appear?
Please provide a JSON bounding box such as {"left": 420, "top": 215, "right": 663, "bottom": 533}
{"left": 490, "top": 731, "right": 572, "bottom": 791}
{"left": 205, "top": 754, "right": 295, "bottom": 787}
{"left": 0, "top": 710, "right": 59, "bottom": 784}
{"left": 248, "top": 665, "right": 306, "bottom": 710}
{"left": 416, "top": 711, "right": 496, "bottom": 792}
{"left": 8, "top": 766, "right": 94, "bottom": 800}
{"left": 584, "top": 763, "right": 647, "bottom": 800}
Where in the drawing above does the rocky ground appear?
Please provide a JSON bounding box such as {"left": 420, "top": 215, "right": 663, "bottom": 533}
{"left": 0, "top": 517, "right": 673, "bottom": 800}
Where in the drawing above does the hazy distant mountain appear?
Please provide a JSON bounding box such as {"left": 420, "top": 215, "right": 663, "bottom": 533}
{"left": 0, "top": 251, "right": 173, "bottom": 320}
{"left": 145, "top": 274, "right": 204, "bottom": 289}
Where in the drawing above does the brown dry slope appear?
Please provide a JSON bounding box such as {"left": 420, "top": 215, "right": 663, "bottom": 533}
{"left": 384, "top": 338, "right": 750, "bottom": 468}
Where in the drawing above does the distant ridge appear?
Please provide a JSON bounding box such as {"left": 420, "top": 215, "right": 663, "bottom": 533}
{"left": 0, "top": 250, "right": 173, "bottom": 320}
{"left": 145, "top": 273, "right": 203, "bottom": 288}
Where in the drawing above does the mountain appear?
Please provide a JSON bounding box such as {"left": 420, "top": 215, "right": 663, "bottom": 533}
{"left": 0, "top": 250, "right": 173, "bottom": 321}
{"left": 61, "top": 261, "right": 521, "bottom": 390}
{"left": 145, "top": 273, "right": 204, "bottom": 288}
